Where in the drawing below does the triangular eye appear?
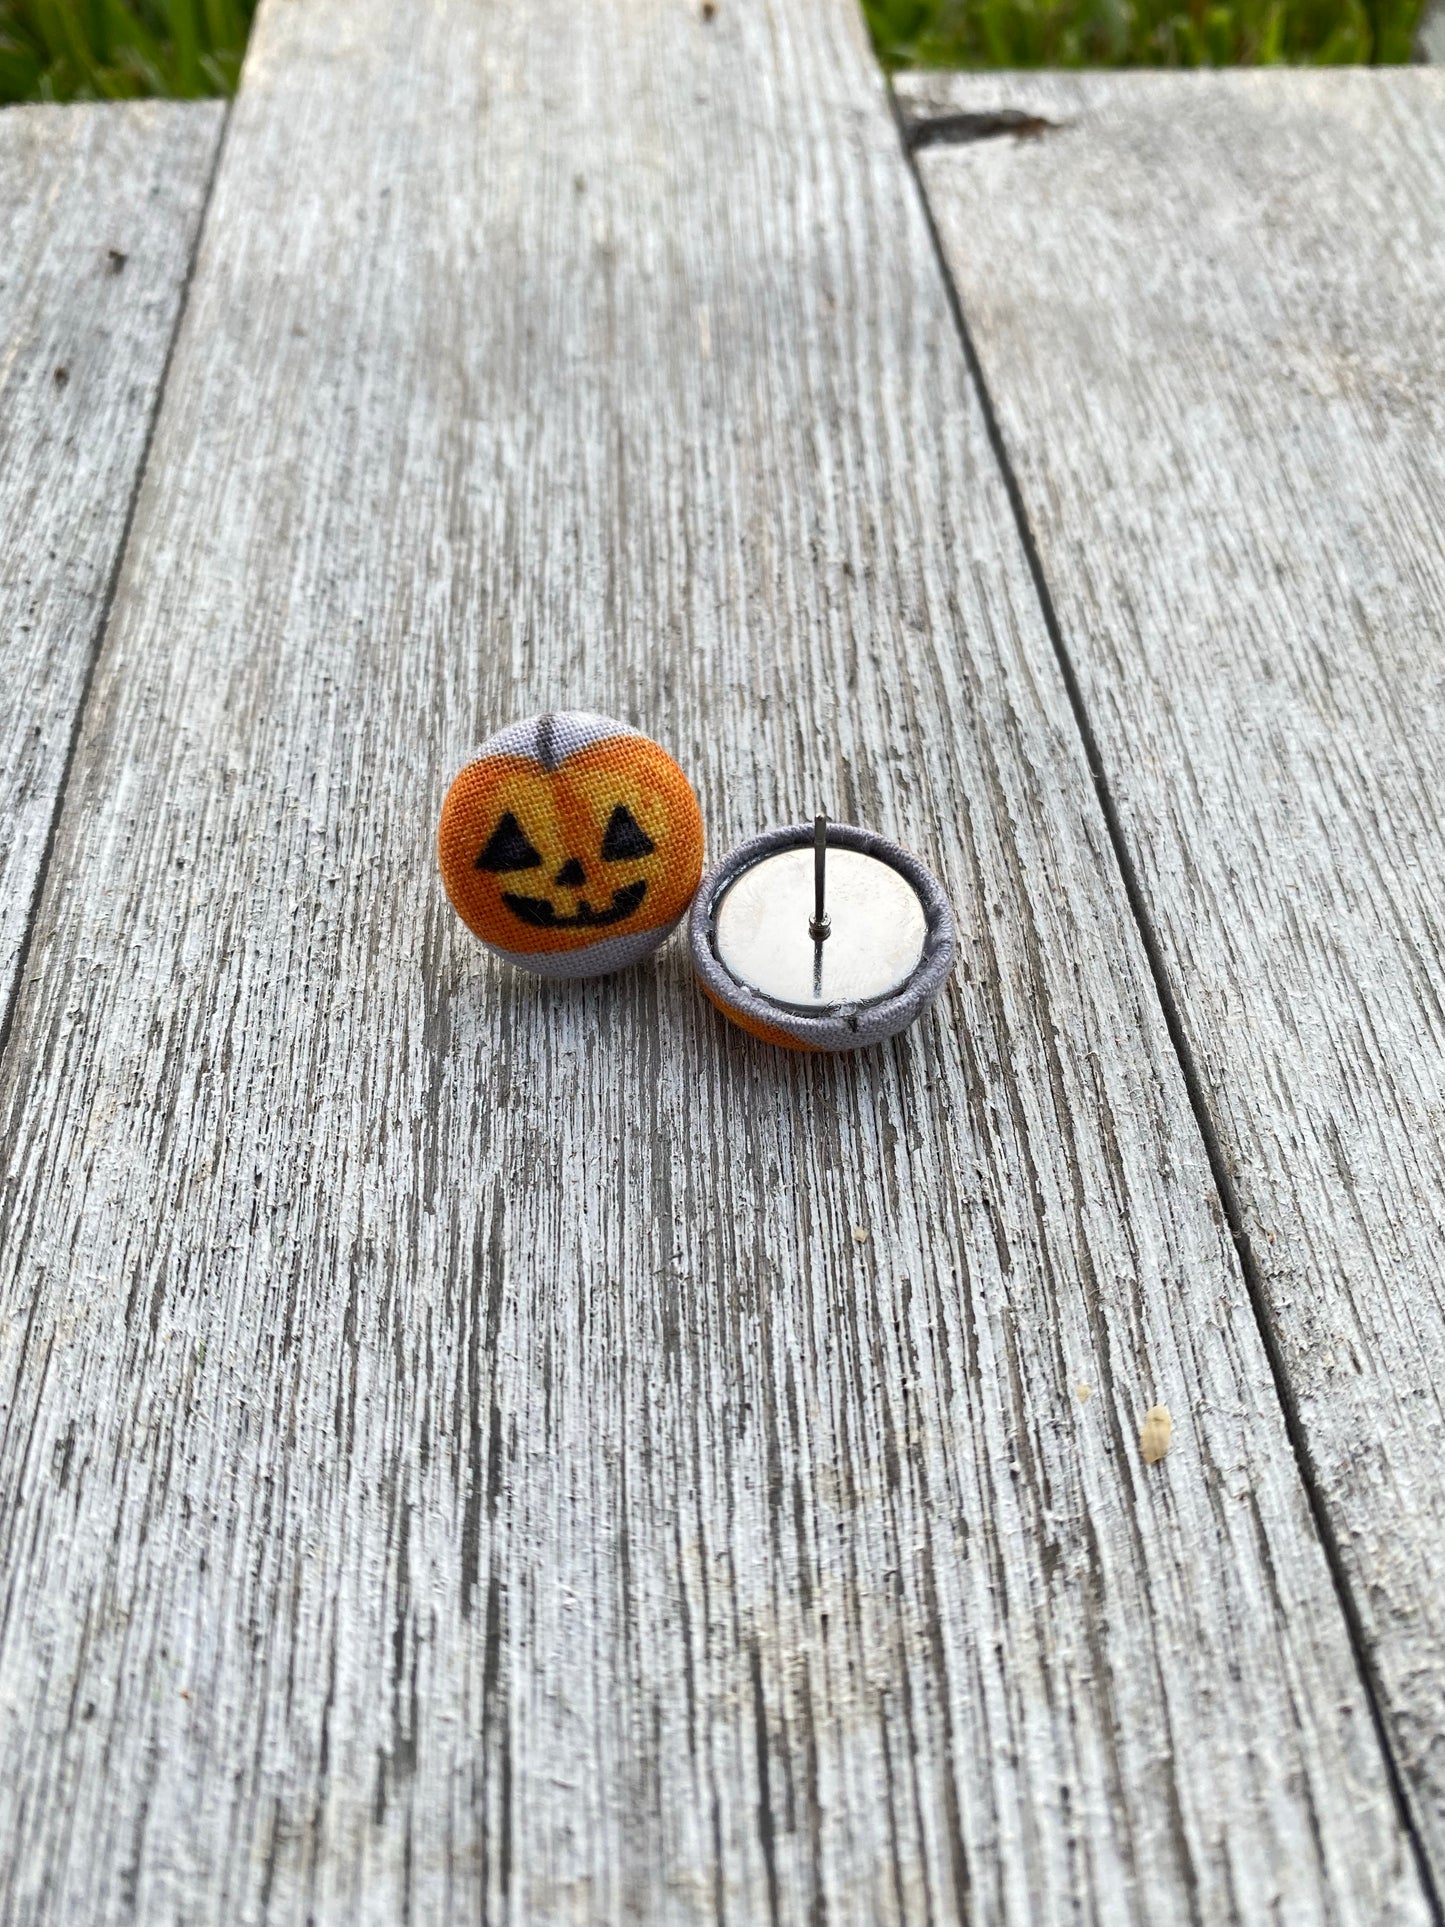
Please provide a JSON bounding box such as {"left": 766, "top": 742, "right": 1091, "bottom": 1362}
{"left": 601, "top": 804, "right": 655, "bottom": 862}
{"left": 476, "top": 812, "right": 543, "bottom": 871}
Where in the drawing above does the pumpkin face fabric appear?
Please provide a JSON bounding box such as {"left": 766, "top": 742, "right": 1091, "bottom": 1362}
{"left": 438, "top": 712, "right": 704, "bottom": 978}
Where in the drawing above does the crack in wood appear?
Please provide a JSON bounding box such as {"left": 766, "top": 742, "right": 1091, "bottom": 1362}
{"left": 905, "top": 109, "right": 1062, "bottom": 151}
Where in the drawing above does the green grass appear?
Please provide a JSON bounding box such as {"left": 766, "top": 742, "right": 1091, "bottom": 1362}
{"left": 0, "top": 0, "right": 1425, "bottom": 107}
{"left": 0, "top": 0, "right": 256, "bottom": 102}
{"left": 865, "top": 0, "right": 1424, "bottom": 65}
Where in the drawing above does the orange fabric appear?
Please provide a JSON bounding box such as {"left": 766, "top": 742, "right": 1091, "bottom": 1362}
{"left": 698, "top": 979, "right": 824, "bottom": 1052}
{"left": 439, "top": 735, "right": 703, "bottom": 956}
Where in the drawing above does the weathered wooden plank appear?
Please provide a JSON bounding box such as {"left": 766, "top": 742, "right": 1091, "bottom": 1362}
{"left": 0, "top": 102, "right": 223, "bottom": 1045}
{"left": 0, "top": 21, "right": 1428, "bottom": 1926}
{"left": 899, "top": 65, "right": 1445, "bottom": 1880}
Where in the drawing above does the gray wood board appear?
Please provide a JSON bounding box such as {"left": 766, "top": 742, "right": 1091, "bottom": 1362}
{"left": 0, "top": 23, "right": 1426, "bottom": 1927}
{"left": 0, "top": 102, "right": 223, "bottom": 1043}
{"left": 899, "top": 64, "right": 1445, "bottom": 1880}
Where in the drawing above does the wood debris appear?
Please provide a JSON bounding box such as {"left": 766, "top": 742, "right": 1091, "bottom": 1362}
{"left": 1140, "top": 1405, "right": 1173, "bottom": 1465}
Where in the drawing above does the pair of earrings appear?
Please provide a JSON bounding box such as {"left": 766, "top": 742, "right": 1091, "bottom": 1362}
{"left": 437, "top": 711, "right": 955, "bottom": 1052}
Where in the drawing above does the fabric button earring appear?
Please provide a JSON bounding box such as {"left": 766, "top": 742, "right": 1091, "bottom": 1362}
{"left": 689, "top": 814, "right": 955, "bottom": 1049}
{"left": 438, "top": 712, "right": 704, "bottom": 978}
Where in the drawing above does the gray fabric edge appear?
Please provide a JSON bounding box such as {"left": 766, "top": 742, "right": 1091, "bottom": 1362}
{"left": 475, "top": 711, "right": 644, "bottom": 770}
{"left": 688, "top": 824, "right": 957, "bottom": 1049}
{"left": 486, "top": 911, "right": 685, "bottom": 980}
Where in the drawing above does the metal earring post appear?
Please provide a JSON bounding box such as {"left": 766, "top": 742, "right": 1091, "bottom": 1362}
{"left": 809, "top": 813, "right": 831, "bottom": 943}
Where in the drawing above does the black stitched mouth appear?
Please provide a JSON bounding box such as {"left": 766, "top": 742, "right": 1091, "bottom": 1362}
{"left": 501, "top": 879, "right": 648, "bottom": 929}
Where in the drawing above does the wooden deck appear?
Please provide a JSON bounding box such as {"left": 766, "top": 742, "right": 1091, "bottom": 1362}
{"left": 1, "top": 11, "right": 1441, "bottom": 1923}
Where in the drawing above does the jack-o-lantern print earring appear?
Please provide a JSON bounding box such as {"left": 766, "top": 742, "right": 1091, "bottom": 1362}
{"left": 438, "top": 712, "right": 704, "bottom": 978}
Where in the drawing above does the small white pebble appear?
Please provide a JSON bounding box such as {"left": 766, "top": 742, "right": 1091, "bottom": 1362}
{"left": 1076, "top": 1382, "right": 1092, "bottom": 1404}
{"left": 851, "top": 1226, "right": 869, "bottom": 1245}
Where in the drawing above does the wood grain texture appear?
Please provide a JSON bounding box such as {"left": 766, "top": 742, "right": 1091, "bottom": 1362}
{"left": 0, "top": 102, "right": 223, "bottom": 1041}
{"left": 900, "top": 64, "right": 1445, "bottom": 1882}
{"left": 0, "top": 24, "right": 1428, "bottom": 1926}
